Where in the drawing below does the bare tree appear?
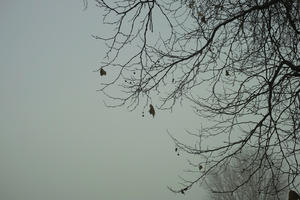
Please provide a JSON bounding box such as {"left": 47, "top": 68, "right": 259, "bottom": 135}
{"left": 92, "top": 0, "right": 300, "bottom": 196}
{"left": 206, "top": 149, "right": 287, "bottom": 200}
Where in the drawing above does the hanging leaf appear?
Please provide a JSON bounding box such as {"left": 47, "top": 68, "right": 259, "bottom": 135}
{"left": 175, "top": 147, "right": 178, "bottom": 152}
{"left": 199, "top": 164, "right": 203, "bottom": 170}
{"left": 100, "top": 68, "right": 106, "bottom": 76}
{"left": 289, "top": 190, "right": 300, "bottom": 200}
{"left": 201, "top": 16, "right": 206, "bottom": 23}
{"left": 149, "top": 104, "right": 155, "bottom": 117}
{"left": 225, "top": 70, "right": 230, "bottom": 76}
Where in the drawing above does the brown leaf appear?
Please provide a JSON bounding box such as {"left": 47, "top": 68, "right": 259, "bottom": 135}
{"left": 201, "top": 16, "right": 206, "bottom": 23}
{"left": 149, "top": 104, "right": 155, "bottom": 117}
{"left": 100, "top": 68, "right": 106, "bottom": 76}
{"left": 199, "top": 164, "right": 203, "bottom": 170}
{"left": 225, "top": 70, "right": 229, "bottom": 76}
{"left": 289, "top": 190, "right": 300, "bottom": 200}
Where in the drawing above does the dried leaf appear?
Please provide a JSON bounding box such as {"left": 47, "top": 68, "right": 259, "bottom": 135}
{"left": 201, "top": 16, "right": 206, "bottom": 23}
{"left": 149, "top": 104, "right": 155, "bottom": 117}
{"left": 100, "top": 68, "right": 106, "bottom": 76}
{"left": 199, "top": 164, "right": 203, "bottom": 170}
{"left": 289, "top": 190, "right": 300, "bottom": 200}
{"left": 175, "top": 147, "right": 178, "bottom": 152}
{"left": 225, "top": 70, "right": 229, "bottom": 76}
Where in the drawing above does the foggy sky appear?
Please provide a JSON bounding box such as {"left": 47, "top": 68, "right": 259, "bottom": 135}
{"left": 0, "top": 1, "right": 207, "bottom": 200}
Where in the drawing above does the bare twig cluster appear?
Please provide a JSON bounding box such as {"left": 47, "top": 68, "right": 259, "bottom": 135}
{"left": 93, "top": 0, "right": 300, "bottom": 197}
{"left": 206, "top": 149, "right": 287, "bottom": 200}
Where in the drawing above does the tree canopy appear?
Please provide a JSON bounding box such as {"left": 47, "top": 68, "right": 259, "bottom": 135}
{"left": 93, "top": 0, "right": 300, "bottom": 197}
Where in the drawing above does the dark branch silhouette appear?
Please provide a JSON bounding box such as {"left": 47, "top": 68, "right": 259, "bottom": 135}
{"left": 92, "top": 0, "right": 300, "bottom": 197}
{"left": 206, "top": 149, "right": 287, "bottom": 200}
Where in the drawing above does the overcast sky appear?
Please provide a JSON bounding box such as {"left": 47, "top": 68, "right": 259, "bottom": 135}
{"left": 0, "top": 1, "right": 208, "bottom": 200}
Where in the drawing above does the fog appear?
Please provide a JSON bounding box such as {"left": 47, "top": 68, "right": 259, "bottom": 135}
{"left": 0, "top": 1, "right": 207, "bottom": 199}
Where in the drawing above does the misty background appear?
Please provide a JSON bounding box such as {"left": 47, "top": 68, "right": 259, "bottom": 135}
{"left": 0, "top": 1, "right": 207, "bottom": 199}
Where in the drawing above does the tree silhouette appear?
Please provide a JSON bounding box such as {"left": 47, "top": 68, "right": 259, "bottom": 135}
{"left": 93, "top": 0, "right": 299, "bottom": 195}
{"left": 206, "top": 149, "right": 287, "bottom": 200}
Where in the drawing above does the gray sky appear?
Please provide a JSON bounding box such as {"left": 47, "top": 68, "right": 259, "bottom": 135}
{"left": 0, "top": 1, "right": 207, "bottom": 199}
